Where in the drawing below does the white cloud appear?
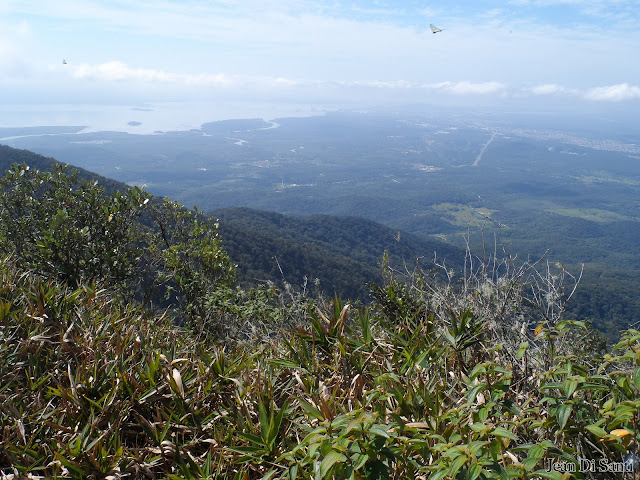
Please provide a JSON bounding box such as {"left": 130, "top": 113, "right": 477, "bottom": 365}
{"left": 530, "top": 84, "right": 566, "bottom": 95}
{"left": 526, "top": 84, "right": 581, "bottom": 96}
{"left": 347, "top": 80, "right": 415, "bottom": 89}
{"left": 71, "top": 61, "right": 178, "bottom": 83}
{"left": 66, "top": 61, "right": 302, "bottom": 90}
{"left": 585, "top": 83, "right": 640, "bottom": 101}
{"left": 426, "top": 81, "right": 507, "bottom": 96}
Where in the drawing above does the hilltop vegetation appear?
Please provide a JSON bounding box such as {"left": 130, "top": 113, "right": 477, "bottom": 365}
{"left": 1, "top": 155, "right": 640, "bottom": 478}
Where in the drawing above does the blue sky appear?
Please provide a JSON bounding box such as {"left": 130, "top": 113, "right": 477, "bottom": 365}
{"left": 1, "top": 0, "right": 640, "bottom": 126}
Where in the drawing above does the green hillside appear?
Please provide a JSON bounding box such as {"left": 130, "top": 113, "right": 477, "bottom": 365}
{"left": 212, "top": 207, "right": 464, "bottom": 301}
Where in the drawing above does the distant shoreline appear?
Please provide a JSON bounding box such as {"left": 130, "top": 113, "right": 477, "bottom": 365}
{"left": 0, "top": 102, "right": 336, "bottom": 135}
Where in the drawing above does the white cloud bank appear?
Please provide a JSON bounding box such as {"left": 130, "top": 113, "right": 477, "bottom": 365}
{"left": 70, "top": 61, "right": 233, "bottom": 86}
{"left": 56, "top": 61, "right": 640, "bottom": 106}
{"left": 425, "top": 81, "right": 507, "bottom": 96}
{"left": 585, "top": 83, "right": 640, "bottom": 101}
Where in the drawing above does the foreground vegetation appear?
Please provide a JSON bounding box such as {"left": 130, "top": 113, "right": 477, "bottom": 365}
{"left": 1, "top": 162, "right": 640, "bottom": 479}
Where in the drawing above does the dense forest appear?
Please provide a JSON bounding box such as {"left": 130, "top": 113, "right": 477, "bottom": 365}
{"left": 1, "top": 146, "right": 640, "bottom": 478}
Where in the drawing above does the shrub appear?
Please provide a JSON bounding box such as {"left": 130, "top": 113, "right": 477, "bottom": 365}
{"left": 0, "top": 163, "right": 148, "bottom": 289}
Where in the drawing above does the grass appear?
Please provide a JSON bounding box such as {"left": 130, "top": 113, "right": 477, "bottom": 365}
{"left": 547, "top": 207, "right": 633, "bottom": 223}
{"left": 2, "top": 253, "right": 640, "bottom": 479}
{"left": 426, "top": 203, "right": 498, "bottom": 228}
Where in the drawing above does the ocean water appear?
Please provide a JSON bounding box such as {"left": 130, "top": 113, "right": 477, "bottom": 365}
{"left": 0, "top": 101, "right": 335, "bottom": 135}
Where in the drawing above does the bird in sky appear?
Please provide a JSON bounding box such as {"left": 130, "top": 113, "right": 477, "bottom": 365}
{"left": 430, "top": 24, "right": 443, "bottom": 34}
{"left": 62, "top": 59, "right": 68, "bottom": 65}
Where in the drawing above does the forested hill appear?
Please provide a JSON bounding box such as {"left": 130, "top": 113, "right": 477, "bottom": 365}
{"left": 0, "top": 144, "right": 127, "bottom": 195}
{"left": 212, "top": 207, "right": 464, "bottom": 299}
{"left": 0, "top": 144, "right": 463, "bottom": 301}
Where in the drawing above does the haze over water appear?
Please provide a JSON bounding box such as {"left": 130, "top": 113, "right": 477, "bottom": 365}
{"left": 0, "top": 102, "right": 337, "bottom": 135}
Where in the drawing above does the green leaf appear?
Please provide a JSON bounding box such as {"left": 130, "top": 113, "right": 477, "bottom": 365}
{"left": 268, "top": 401, "right": 288, "bottom": 450}
{"left": 429, "top": 469, "right": 449, "bottom": 480}
{"left": 522, "top": 457, "right": 539, "bottom": 471}
{"left": 467, "top": 440, "right": 488, "bottom": 455}
{"left": 353, "top": 453, "right": 369, "bottom": 470}
{"left": 516, "top": 342, "right": 529, "bottom": 360}
{"left": 369, "top": 425, "right": 390, "bottom": 439}
{"left": 478, "top": 407, "right": 488, "bottom": 423}
{"left": 492, "top": 427, "right": 517, "bottom": 441}
{"left": 449, "top": 454, "right": 467, "bottom": 477}
{"left": 539, "top": 440, "right": 556, "bottom": 450}
{"left": 562, "top": 379, "right": 579, "bottom": 397}
{"left": 468, "top": 463, "right": 482, "bottom": 480}
{"left": 238, "top": 432, "right": 266, "bottom": 447}
{"left": 532, "top": 470, "right": 562, "bottom": 480}
{"left": 471, "top": 422, "right": 489, "bottom": 434}
{"left": 527, "top": 444, "right": 545, "bottom": 461}
{"left": 585, "top": 424, "right": 607, "bottom": 438}
{"left": 556, "top": 404, "right": 572, "bottom": 430}
{"left": 298, "top": 397, "right": 324, "bottom": 421}
{"left": 260, "top": 469, "right": 277, "bottom": 480}
{"left": 320, "top": 450, "right": 347, "bottom": 477}
{"left": 365, "top": 459, "right": 389, "bottom": 480}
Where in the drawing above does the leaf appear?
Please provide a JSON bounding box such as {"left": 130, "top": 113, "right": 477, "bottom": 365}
{"left": 468, "top": 463, "right": 482, "bottom": 480}
{"left": 602, "top": 398, "right": 614, "bottom": 411}
{"left": 353, "top": 453, "right": 369, "bottom": 470}
{"left": 368, "top": 425, "right": 390, "bottom": 439}
{"left": 428, "top": 469, "right": 449, "bottom": 480}
{"left": 585, "top": 424, "right": 606, "bottom": 438}
{"left": 172, "top": 368, "right": 184, "bottom": 398}
{"left": 467, "top": 441, "right": 488, "bottom": 455}
{"left": 320, "top": 450, "right": 347, "bottom": 477}
{"left": 527, "top": 444, "right": 545, "bottom": 461}
{"left": 562, "top": 379, "right": 578, "bottom": 397}
{"left": 238, "top": 432, "right": 266, "bottom": 447}
{"left": 516, "top": 342, "right": 529, "bottom": 360}
{"left": 259, "top": 400, "right": 269, "bottom": 444}
{"left": 531, "top": 470, "right": 562, "bottom": 480}
{"left": 268, "top": 401, "right": 288, "bottom": 451}
{"left": 610, "top": 428, "right": 632, "bottom": 438}
{"left": 471, "top": 422, "right": 489, "bottom": 434}
{"left": 298, "top": 397, "right": 324, "bottom": 421}
{"left": 405, "top": 422, "right": 431, "bottom": 429}
{"left": 556, "top": 404, "right": 572, "bottom": 430}
{"left": 449, "top": 454, "right": 467, "bottom": 477}
{"left": 492, "top": 427, "right": 517, "bottom": 441}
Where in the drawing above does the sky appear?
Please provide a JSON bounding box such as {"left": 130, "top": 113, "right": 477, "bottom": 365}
{"left": 1, "top": 0, "right": 640, "bottom": 130}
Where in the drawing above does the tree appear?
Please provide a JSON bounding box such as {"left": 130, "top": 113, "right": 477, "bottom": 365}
{"left": 143, "top": 198, "right": 236, "bottom": 335}
{"left": 0, "top": 163, "right": 148, "bottom": 289}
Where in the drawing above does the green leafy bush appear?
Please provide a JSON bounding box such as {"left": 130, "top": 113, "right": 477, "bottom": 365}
{"left": 0, "top": 163, "right": 148, "bottom": 288}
